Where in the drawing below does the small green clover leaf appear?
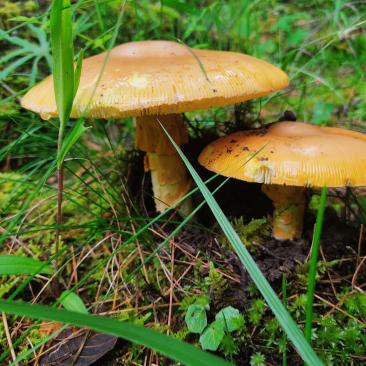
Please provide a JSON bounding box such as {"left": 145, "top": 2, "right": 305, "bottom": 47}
{"left": 185, "top": 304, "right": 207, "bottom": 334}
{"left": 215, "top": 306, "right": 245, "bottom": 333}
{"left": 199, "top": 321, "right": 225, "bottom": 351}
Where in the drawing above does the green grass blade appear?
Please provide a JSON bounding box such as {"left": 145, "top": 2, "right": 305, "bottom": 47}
{"left": 282, "top": 274, "right": 287, "bottom": 366}
{"left": 0, "top": 300, "right": 232, "bottom": 366}
{"left": 73, "top": 49, "right": 84, "bottom": 98}
{"left": 50, "top": 0, "right": 75, "bottom": 127}
{"left": 57, "top": 119, "right": 90, "bottom": 166}
{"left": 161, "top": 124, "right": 323, "bottom": 366}
{"left": 305, "top": 186, "right": 328, "bottom": 343}
{"left": 0, "top": 255, "right": 52, "bottom": 275}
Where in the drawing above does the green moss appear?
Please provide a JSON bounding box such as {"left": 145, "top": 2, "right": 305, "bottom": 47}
{"left": 220, "top": 217, "right": 270, "bottom": 250}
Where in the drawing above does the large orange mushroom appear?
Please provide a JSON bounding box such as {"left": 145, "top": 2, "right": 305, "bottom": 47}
{"left": 21, "top": 40, "right": 288, "bottom": 215}
{"left": 199, "top": 121, "right": 366, "bottom": 240}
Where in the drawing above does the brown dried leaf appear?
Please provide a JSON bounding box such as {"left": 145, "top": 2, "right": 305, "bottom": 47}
{"left": 40, "top": 328, "right": 117, "bottom": 366}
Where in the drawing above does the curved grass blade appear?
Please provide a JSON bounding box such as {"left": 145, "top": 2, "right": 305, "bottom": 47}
{"left": 0, "top": 300, "right": 232, "bottom": 366}
{"left": 160, "top": 124, "right": 323, "bottom": 366}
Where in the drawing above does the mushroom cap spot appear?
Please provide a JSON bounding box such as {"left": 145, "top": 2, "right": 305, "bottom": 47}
{"left": 21, "top": 40, "right": 289, "bottom": 119}
{"left": 198, "top": 121, "right": 366, "bottom": 188}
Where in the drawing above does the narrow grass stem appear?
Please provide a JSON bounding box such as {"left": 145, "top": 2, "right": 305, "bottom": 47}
{"left": 305, "top": 186, "right": 328, "bottom": 343}
{"left": 282, "top": 274, "right": 287, "bottom": 366}
{"left": 55, "top": 123, "right": 65, "bottom": 272}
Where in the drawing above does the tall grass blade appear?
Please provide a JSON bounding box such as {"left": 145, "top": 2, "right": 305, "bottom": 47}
{"left": 0, "top": 300, "right": 232, "bottom": 366}
{"left": 50, "top": 0, "right": 84, "bottom": 266}
{"left": 161, "top": 124, "right": 323, "bottom": 366}
{"left": 50, "top": 0, "right": 75, "bottom": 130}
{"left": 305, "top": 186, "right": 328, "bottom": 342}
{"left": 282, "top": 274, "right": 287, "bottom": 366}
{"left": 73, "top": 49, "right": 84, "bottom": 98}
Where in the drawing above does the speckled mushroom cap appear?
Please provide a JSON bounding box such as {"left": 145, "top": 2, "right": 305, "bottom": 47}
{"left": 198, "top": 121, "right": 366, "bottom": 187}
{"left": 21, "top": 40, "right": 289, "bottom": 120}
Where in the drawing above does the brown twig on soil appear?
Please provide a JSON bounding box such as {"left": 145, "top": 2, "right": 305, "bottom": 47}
{"left": 2, "top": 312, "right": 18, "bottom": 366}
{"left": 352, "top": 255, "right": 366, "bottom": 290}
{"left": 314, "top": 294, "right": 366, "bottom": 327}
{"left": 356, "top": 224, "right": 364, "bottom": 268}
{"left": 167, "top": 241, "right": 175, "bottom": 331}
{"left": 319, "top": 246, "right": 338, "bottom": 298}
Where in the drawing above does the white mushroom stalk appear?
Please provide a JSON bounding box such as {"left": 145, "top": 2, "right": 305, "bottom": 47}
{"left": 135, "top": 114, "right": 193, "bottom": 215}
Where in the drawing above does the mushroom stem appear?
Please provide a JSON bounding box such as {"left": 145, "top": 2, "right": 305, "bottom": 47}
{"left": 135, "top": 114, "right": 193, "bottom": 215}
{"left": 262, "top": 184, "right": 306, "bottom": 240}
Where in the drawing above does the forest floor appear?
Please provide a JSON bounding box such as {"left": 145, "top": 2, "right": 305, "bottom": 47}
{"left": 0, "top": 1, "right": 366, "bottom": 365}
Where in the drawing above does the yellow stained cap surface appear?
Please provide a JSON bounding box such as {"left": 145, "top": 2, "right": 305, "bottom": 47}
{"left": 21, "top": 40, "right": 289, "bottom": 120}
{"left": 198, "top": 122, "right": 366, "bottom": 188}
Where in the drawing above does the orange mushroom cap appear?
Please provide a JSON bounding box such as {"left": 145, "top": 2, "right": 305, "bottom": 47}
{"left": 21, "top": 40, "right": 289, "bottom": 120}
{"left": 198, "top": 121, "right": 366, "bottom": 188}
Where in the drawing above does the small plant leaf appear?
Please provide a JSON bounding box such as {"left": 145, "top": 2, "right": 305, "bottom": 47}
{"left": 199, "top": 321, "right": 225, "bottom": 351}
{"left": 185, "top": 304, "right": 207, "bottom": 334}
{"left": 215, "top": 306, "right": 245, "bottom": 333}
{"left": 0, "top": 255, "right": 52, "bottom": 275}
{"left": 59, "top": 291, "right": 88, "bottom": 314}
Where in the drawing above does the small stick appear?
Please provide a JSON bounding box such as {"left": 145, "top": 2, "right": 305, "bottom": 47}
{"left": 356, "top": 224, "right": 364, "bottom": 268}
{"left": 352, "top": 256, "right": 366, "bottom": 290}
{"left": 168, "top": 241, "right": 175, "bottom": 332}
{"left": 319, "top": 247, "right": 337, "bottom": 298}
{"left": 2, "top": 312, "right": 18, "bottom": 366}
{"left": 314, "top": 294, "right": 366, "bottom": 327}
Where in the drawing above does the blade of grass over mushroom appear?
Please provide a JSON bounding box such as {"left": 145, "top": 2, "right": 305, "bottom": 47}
{"left": 50, "top": 0, "right": 75, "bottom": 133}
{"left": 79, "top": 0, "right": 127, "bottom": 118}
{"left": 305, "top": 186, "right": 328, "bottom": 343}
{"left": 51, "top": 0, "right": 73, "bottom": 262}
{"left": 161, "top": 124, "right": 323, "bottom": 366}
{"left": 176, "top": 38, "right": 210, "bottom": 82}
{"left": 0, "top": 301, "right": 232, "bottom": 366}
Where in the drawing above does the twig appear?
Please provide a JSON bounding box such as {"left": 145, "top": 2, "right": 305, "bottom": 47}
{"left": 319, "top": 247, "right": 337, "bottom": 298}
{"left": 168, "top": 242, "right": 175, "bottom": 332}
{"left": 314, "top": 294, "right": 366, "bottom": 327}
{"left": 356, "top": 224, "right": 364, "bottom": 268}
{"left": 2, "top": 312, "right": 18, "bottom": 366}
{"left": 352, "top": 255, "right": 366, "bottom": 290}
